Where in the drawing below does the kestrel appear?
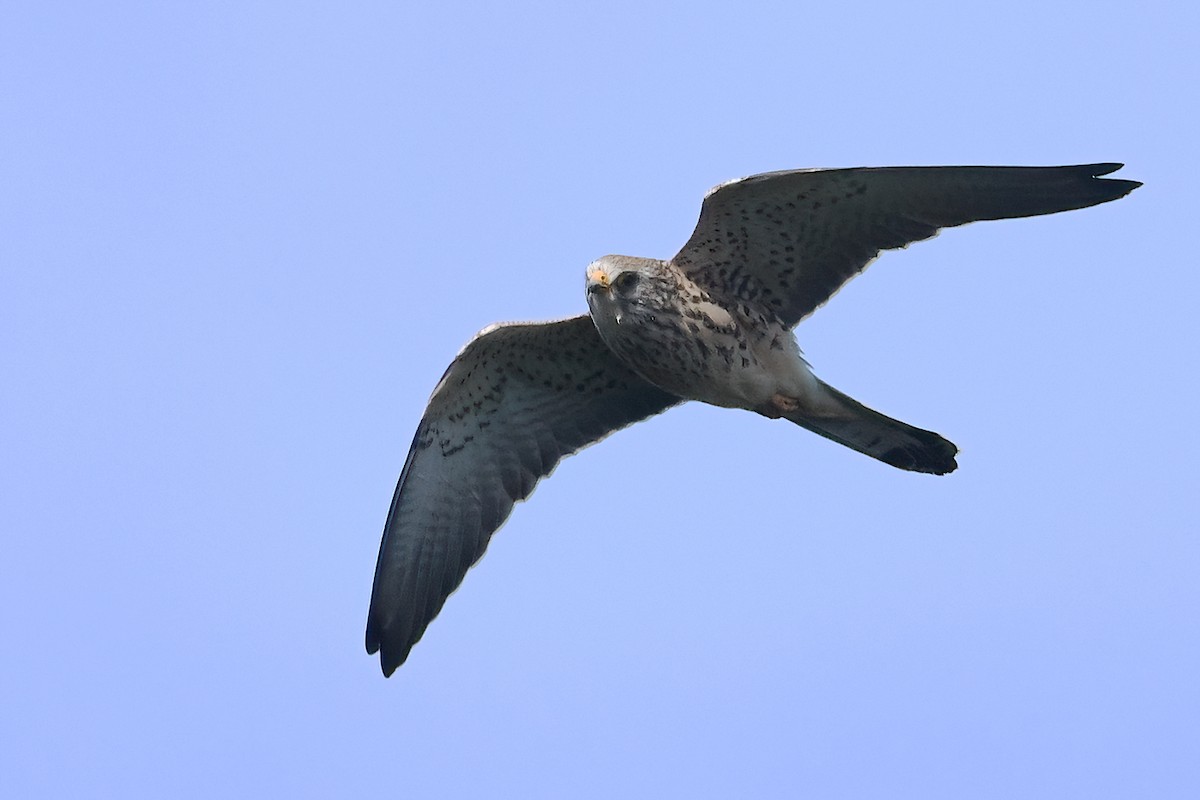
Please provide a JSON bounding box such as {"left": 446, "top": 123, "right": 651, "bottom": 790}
{"left": 367, "top": 163, "right": 1139, "bottom": 675}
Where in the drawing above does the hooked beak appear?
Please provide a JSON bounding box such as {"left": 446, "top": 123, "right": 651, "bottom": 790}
{"left": 586, "top": 266, "right": 610, "bottom": 295}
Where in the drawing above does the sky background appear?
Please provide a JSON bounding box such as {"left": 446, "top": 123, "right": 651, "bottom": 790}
{"left": 3, "top": 2, "right": 1198, "bottom": 797}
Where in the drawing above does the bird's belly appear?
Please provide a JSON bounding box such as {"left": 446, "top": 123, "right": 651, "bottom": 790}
{"left": 695, "top": 330, "right": 816, "bottom": 410}
{"left": 691, "top": 359, "right": 781, "bottom": 410}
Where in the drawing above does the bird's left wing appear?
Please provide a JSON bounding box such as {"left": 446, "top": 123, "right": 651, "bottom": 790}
{"left": 366, "top": 314, "right": 680, "bottom": 675}
{"left": 672, "top": 164, "right": 1141, "bottom": 327}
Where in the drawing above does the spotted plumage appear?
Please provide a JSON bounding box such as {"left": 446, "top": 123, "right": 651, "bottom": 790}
{"left": 367, "top": 163, "right": 1140, "bottom": 675}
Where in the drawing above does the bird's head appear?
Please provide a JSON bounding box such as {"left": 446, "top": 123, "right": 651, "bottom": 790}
{"left": 585, "top": 255, "right": 667, "bottom": 327}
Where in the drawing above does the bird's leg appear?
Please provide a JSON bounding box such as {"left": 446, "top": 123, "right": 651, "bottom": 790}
{"left": 756, "top": 393, "right": 800, "bottom": 419}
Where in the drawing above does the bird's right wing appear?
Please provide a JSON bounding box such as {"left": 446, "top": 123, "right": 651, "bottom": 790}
{"left": 366, "top": 314, "right": 680, "bottom": 675}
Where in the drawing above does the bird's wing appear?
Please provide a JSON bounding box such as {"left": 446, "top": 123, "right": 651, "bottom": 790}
{"left": 671, "top": 164, "right": 1140, "bottom": 327}
{"left": 366, "top": 314, "right": 680, "bottom": 675}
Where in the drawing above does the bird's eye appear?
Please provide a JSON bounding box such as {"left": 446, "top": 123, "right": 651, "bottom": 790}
{"left": 613, "top": 271, "right": 640, "bottom": 294}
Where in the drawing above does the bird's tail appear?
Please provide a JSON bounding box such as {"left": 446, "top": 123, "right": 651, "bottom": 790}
{"left": 784, "top": 379, "right": 958, "bottom": 474}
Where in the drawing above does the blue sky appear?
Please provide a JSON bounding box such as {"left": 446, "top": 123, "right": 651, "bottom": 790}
{"left": 3, "top": 2, "right": 1197, "bottom": 797}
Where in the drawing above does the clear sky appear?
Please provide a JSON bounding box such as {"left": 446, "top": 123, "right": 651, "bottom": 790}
{"left": 4, "top": 2, "right": 1197, "bottom": 797}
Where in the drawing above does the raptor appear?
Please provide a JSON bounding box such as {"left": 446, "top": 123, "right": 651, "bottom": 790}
{"left": 366, "top": 163, "right": 1140, "bottom": 675}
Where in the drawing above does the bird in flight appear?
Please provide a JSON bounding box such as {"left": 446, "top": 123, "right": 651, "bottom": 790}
{"left": 366, "top": 163, "right": 1140, "bottom": 676}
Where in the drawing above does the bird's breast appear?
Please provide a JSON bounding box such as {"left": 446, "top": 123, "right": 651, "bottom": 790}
{"left": 590, "top": 299, "right": 798, "bottom": 410}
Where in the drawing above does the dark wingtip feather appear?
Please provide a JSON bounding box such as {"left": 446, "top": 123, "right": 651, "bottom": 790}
{"left": 1108, "top": 179, "right": 1143, "bottom": 197}
{"left": 1078, "top": 162, "right": 1142, "bottom": 203}
{"left": 365, "top": 623, "right": 409, "bottom": 677}
{"left": 366, "top": 614, "right": 411, "bottom": 677}
{"left": 380, "top": 646, "right": 404, "bottom": 678}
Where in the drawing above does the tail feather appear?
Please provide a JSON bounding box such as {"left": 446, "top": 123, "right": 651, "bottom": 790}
{"left": 785, "top": 379, "right": 958, "bottom": 474}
